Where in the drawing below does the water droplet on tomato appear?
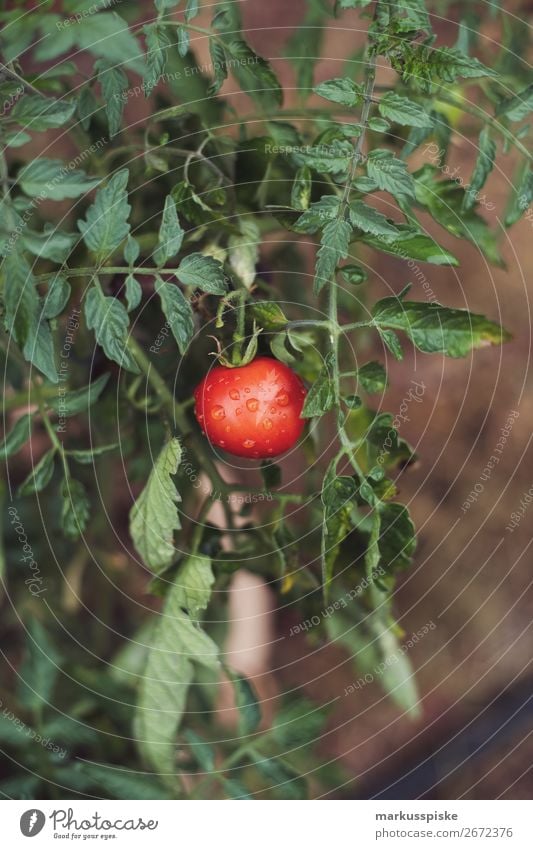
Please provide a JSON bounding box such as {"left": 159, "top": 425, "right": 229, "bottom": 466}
{"left": 246, "top": 398, "right": 259, "bottom": 412}
{"left": 276, "top": 391, "right": 289, "bottom": 406}
{"left": 219, "top": 440, "right": 226, "bottom": 446}
{"left": 236, "top": 407, "right": 243, "bottom": 416}
{"left": 211, "top": 405, "right": 225, "bottom": 420}
{"left": 263, "top": 418, "right": 273, "bottom": 430}
{"left": 242, "top": 439, "right": 255, "bottom": 449}
{"left": 229, "top": 389, "right": 240, "bottom": 400}
{"left": 270, "top": 407, "right": 276, "bottom": 414}
{"left": 244, "top": 387, "right": 251, "bottom": 393}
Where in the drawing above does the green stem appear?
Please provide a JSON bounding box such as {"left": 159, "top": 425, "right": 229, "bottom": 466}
{"left": 34, "top": 382, "right": 67, "bottom": 478}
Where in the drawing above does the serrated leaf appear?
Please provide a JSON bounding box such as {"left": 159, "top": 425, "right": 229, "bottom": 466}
{"left": 249, "top": 753, "right": 307, "bottom": 799}
{"left": 314, "top": 218, "right": 352, "bottom": 294}
{"left": 17, "top": 449, "right": 56, "bottom": 496}
{"left": 173, "top": 554, "right": 215, "bottom": 618}
{"left": 360, "top": 226, "right": 459, "bottom": 266}
{"left": 125, "top": 275, "right": 142, "bottom": 311}
{"left": 224, "top": 39, "right": 282, "bottom": 110}
{"left": 61, "top": 478, "right": 90, "bottom": 539}
{"left": 463, "top": 127, "right": 496, "bottom": 212}
{"left": 124, "top": 234, "right": 140, "bottom": 266}
{"left": 321, "top": 460, "right": 357, "bottom": 592}
{"left": 301, "top": 353, "right": 336, "bottom": 417}
{"left": 228, "top": 218, "right": 260, "bottom": 288}
{"left": 291, "top": 166, "right": 312, "bottom": 211}
{"left": 250, "top": 302, "right": 288, "bottom": 330}
{"left": 42, "top": 275, "right": 71, "bottom": 319}
{"left": 135, "top": 557, "right": 219, "bottom": 775}
{"left": 176, "top": 253, "right": 228, "bottom": 294}
{"left": 75, "top": 13, "right": 146, "bottom": 74}
{"left": 299, "top": 138, "right": 352, "bottom": 177}
{"left": 85, "top": 284, "right": 138, "bottom": 372}
{"left": 95, "top": 59, "right": 127, "bottom": 138}
{"left": 229, "top": 672, "right": 261, "bottom": 735}
{"left": 69, "top": 443, "right": 119, "bottom": 464}
{"left": 377, "top": 502, "right": 416, "bottom": 572}
{"left": 18, "top": 159, "right": 100, "bottom": 201}
{"left": 358, "top": 361, "right": 387, "bottom": 393}
{"left": 22, "top": 228, "right": 77, "bottom": 265}
{"left": 372, "top": 294, "right": 511, "bottom": 358}
{"left": 47, "top": 373, "right": 110, "bottom": 418}
{"left": 0, "top": 412, "right": 35, "bottom": 460}
{"left": 77, "top": 169, "right": 131, "bottom": 261}
{"left": 379, "top": 329, "right": 403, "bottom": 360}
{"left": 505, "top": 163, "right": 533, "bottom": 227}
{"left": 366, "top": 149, "right": 416, "bottom": 200}
{"left": 143, "top": 23, "right": 171, "bottom": 96}
{"left": 349, "top": 201, "right": 402, "bottom": 241}
{"left": 11, "top": 96, "right": 76, "bottom": 131}
{"left": 155, "top": 195, "right": 184, "bottom": 266}
{"left": 129, "top": 438, "right": 182, "bottom": 574}
{"left": 314, "top": 77, "right": 363, "bottom": 107}
{"left": 207, "top": 39, "right": 228, "bottom": 95}
{"left": 294, "top": 195, "right": 340, "bottom": 234}
{"left": 378, "top": 92, "right": 433, "bottom": 128}
{"left": 496, "top": 83, "right": 533, "bottom": 122}
{"left": 185, "top": 0, "right": 200, "bottom": 21}
{"left": 155, "top": 278, "right": 194, "bottom": 355}
{"left": 177, "top": 26, "right": 190, "bottom": 58}
{"left": 2, "top": 252, "right": 58, "bottom": 383}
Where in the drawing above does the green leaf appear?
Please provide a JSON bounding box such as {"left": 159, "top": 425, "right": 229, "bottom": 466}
{"left": 17, "top": 449, "right": 56, "bottom": 496}
{"left": 47, "top": 373, "right": 110, "bottom": 418}
{"left": 75, "top": 12, "right": 145, "bottom": 74}
{"left": 85, "top": 284, "right": 139, "bottom": 372}
{"left": 270, "top": 700, "right": 328, "bottom": 748}
{"left": 229, "top": 673, "right": 261, "bottom": 735}
{"left": 378, "top": 92, "right": 433, "bottom": 128}
{"left": 176, "top": 26, "right": 190, "bottom": 57}
{"left": 366, "top": 149, "right": 416, "bottom": 200}
{"left": 301, "top": 353, "right": 335, "bottom": 417}
{"left": 299, "top": 138, "right": 352, "bottom": 177}
{"left": 75, "top": 762, "right": 170, "bottom": 800}
{"left": 313, "top": 77, "right": 363, "bottom": 107}
{"left": 321, "top": 461, "right": 357, "bottom": 592}
{"left": 125, "top": 275, "right": 142, "bottom": 311}
{"left": 379, "top": 329, "right": 403, "bottom": 360}
{"left": 155, "top": 196, "right": 184, "bottom": 266}
{"left": 11, "top": 96, "right": 76, "bottom": 131}
{"left": 314, "top": 218, "right": 352, "bottom": 293}
{"left": 358, "top": 361, "right": 388, "bottom": 393}
{"left": 496, "top": 83, "right": 533, "bottom": 122}
{"left": 143, "top": 23, "right": 171, "bottom": 96}
{"left": 372, "top": 293, "right": 511, "bottom": 358}
{"left": 377, "top": 502, "right": 416, "bottom": 572}
{"left": 17, "top": 620, "right": 61, "bottom": 712}
{"left": 18, "top": 159, "right": 100, "bottom": 201}
{"left": 95, "top": 59, "right": 128, "bottom": 138}
{"left": 1, "top": 252, "right": 58, "bottom": 383}
{"left": 0, "top": 412, "right": 35, "bottom": 460}
{"left": 135, "top": 557, "right": 219, "bottom": 775}
{"left": 228, "top": 219, "right": 259, "bottom": 289}
{"left": 505, "top": 163, "right": 533, "bottom": 227}
{"left": 349, "top": 201, "right": 402, "bottom": 241}
{"left": 249, "top": 753, "right": 307, "bottom": 799}
{"left": 462, "top": 127, "right": 496, "bottom": 212}
{"left": 185, "top": 0, "right": 200, "bottom": 21}
{"left": 340, "top": 264, "right": 367, "bottom": 285}
{"left": 61, "top": 478, "right": 90, "bottom": 539}
{"left": 129, "top": 437, "right": 182, "bottom": 574}
{"left": 69, "top": 443, "right": 119, "bottom": 464}
{"left": 294, "top": 196, "right": 341, "bottom": 234}
{"left": 291, "top": 166, "right": 312, "bottom": 211}
{"left": 360, "top": 226, "right": 459, "bottom": 266}
{"left": 172, "top": 554, "right": 215, "bottom": 618}
{"left": 250, "top": 302, "right": 288, "bottom": 331}
{"left": 207, "top": 39, "right": 228, "bottom": 95}
{"left": 371, "top": 620, "right": 421, "bottom": 718}
{"left": 224, "top": 39, "right": 282, "bottom": 110}
{"left": 183, "top": 729, "right": 215, "bottom": 772}
{"left": 155, "top": 278, "right": 194, "bottom": 355}
{"left": 22, "top": 228, "right": 77, "bottom": 265}
{"left": 77, "top": 169, "right": 131, "bottom": 261}
{"left": 124, "top": 234, "right": 141, "bottom": 267}
{"left": 42, "top": 275, "right": 71, "bottom": 319}
{"left": 176, "top": 253, "right": 228, "bottom": 294}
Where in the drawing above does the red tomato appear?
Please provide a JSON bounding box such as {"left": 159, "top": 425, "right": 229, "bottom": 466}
{"left": 194, "top": 357, "right": 307, "bottom": 458}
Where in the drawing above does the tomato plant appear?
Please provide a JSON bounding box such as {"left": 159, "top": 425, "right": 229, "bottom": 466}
{"left": 0, "top": 0, "right": 528, "bottom": 800}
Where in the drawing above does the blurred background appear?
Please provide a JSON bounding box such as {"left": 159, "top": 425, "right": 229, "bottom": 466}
{"left": 1, "top": 0, "right": 532, "bottom": 800}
